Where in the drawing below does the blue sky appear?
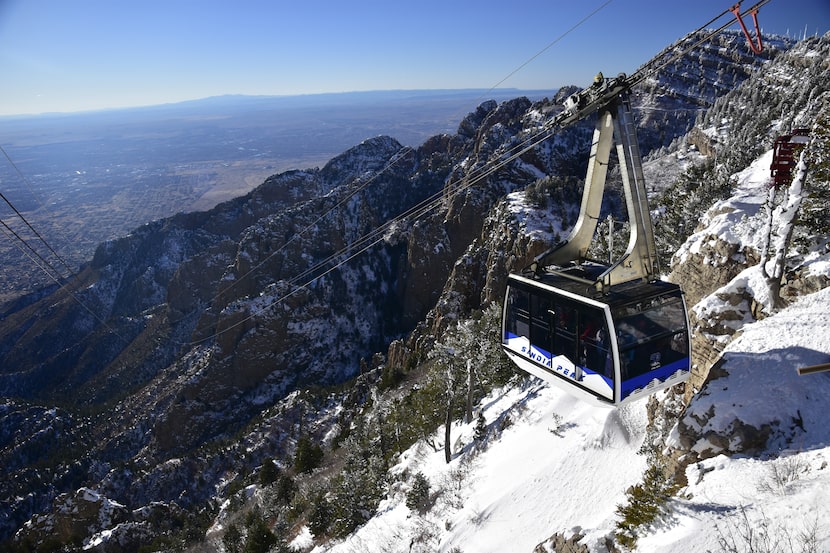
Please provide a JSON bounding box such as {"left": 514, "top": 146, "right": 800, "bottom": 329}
{"left": 1, "top": 0, "right": 828, "bottom": 116}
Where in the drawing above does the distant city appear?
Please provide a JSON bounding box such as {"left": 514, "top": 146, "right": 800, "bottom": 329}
{"left": 0, "top": 89, "right": 549, "bottom": 304}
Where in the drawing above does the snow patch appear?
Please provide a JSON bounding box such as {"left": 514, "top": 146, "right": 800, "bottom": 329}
{"left": 311, "top": 282, "right": 830, "bottom": 553}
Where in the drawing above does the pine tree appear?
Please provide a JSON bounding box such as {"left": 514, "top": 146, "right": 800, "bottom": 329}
{"left": 427, "top": 329, "right": 463, "bottom": 464}
{"left": 307, "top": 493, "right": 332, "bottom": 538}
{"left": 243, "top": 516, "right": 277, "bottom": 553}
{"left": 406, "top": 472, "right": 432, "bottom": 514}
{"left": 258, "top": 459, "right": 279, "bottom": 486}
{"left": 239, "top": 510, "right": 279, "bottom": 553}
{"left": 274, "top": 473, "right": 296, "bottom": 504}
{"left": 474, "top": 411, "right": 487, "bottom": 443}
{"left": 615, "top": 464, "right": 679, "bottom": 550}
{"left": 328, "top": 418, "right": 388, "bottom": 537}
{"left": 293, "top": 435, "right": 323, "bottom": 474}
{"left": 223, "top": 523, "right": 242, "bottom": 553}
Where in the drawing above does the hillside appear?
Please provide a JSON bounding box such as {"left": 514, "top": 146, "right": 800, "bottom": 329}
{"left": 316, "top": 285, "right": 830, "bottom": 553}
{"left": 2, "top": 30, "right": 827, "bottom": 552}
{"left": 314, "top": 85, "right": 830, "bottom": 549}
{"left": 0, "top": 89, "right": 543, "bottom": 303}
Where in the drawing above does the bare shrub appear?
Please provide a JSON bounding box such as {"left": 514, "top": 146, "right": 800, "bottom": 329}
{"left": 442, "top": 457, "right": 473, "bottom": 510}
{"left": 756, "top": 454, "right": 809, "bottom": 496}
{"left": 714, "top": 505, "right": 822, "bottom": 553}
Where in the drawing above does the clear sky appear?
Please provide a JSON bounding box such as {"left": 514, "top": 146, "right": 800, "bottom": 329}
{"left": 1, "top": 0, "right": 828, "bottom": 116}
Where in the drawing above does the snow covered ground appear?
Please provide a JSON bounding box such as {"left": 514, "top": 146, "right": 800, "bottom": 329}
{"left": 306, "top": 285, "right": 830, "bottom": 553}
{"left": 673, "top": 150, "right": 775, "bottom": 267}
{"left": 641, "top": 286, "right": 830, "bottom": 553}
{"left": 307, "top": 381, "right": 648, "bottom": 553}
{"left": 300, "top": 140, "right": 830, "bottom": 553}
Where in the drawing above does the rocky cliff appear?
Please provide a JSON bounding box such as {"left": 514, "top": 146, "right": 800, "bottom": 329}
{"left": 654, "top": 34, "right": 830, "bottom": 486}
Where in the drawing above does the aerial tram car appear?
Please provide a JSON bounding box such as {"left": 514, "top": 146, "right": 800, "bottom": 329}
{"left": 501, "top": 73, "right": 691, "bottom": 407}
{"left": 499, "top": 0, "right": 774, "bottom": 406}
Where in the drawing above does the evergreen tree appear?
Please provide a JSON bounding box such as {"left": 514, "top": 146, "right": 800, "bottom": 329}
{"left": 406, "top": 472, "right": 432, "bottom": 514}
{"left": 293, "top": 435, "right": 324, "bottom": 474}
{"left": 307, "top": 493, "right": 333, "bottom": 538}
{"left": 222, "top": 523, "right": 242, "bottom": 553}
{"left": 474, "top": 303, "right": 518, "bottom": 389}
{"left": 258, "top": 459, "right": 279, "bottom": 486}
{"left": 274, "top": 473, "right": 297, "bottom": 504}
{"left": 428, "top": 330, "right": 465, "bottom": 463}
{"left": 427, "top": 303, "right": 514, "bottom": 463}
{"left": 654, "top": 158, "right": 719, "bottom": 265}
{"left": 474, "top": 412, "right": 487, "bottom": 443}
{"left": 615, "top": 464, "right": 679, "bottom": 550}
{"left": 243, "top": 515, "right": 277, "bottom": 553}
{"left": 328, "top": 418, "right": 388, "bottom": 537}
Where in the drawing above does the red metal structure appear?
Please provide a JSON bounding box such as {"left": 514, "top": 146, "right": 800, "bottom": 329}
{"left": 730, "top": 3, "right": 764, "bottom": 54}
{"left": 770, "top": 128, "right": 810, "bottom": 186}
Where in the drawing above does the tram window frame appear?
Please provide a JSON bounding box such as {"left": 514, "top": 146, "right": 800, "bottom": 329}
{"left": 504, "top": 286, "right": 531, "bottom": 340}
{"left": 575, "top": 305, "right": 613, "bottom": 380}
{"left": 614, "top": 294, "right": 689, "bottom": 380}
{"left": 529, "top": 294, "right": 552, "bottom": 351}
{"left": 544, "top": 294, "right": 612, "bottom": 382}
{"left": 552, "top": 301, "right": 578, "bottom": 362}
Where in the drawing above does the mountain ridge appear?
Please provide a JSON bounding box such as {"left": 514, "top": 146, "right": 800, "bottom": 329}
{"left": 2, "top": 30, "right": 822, "bottom": 551}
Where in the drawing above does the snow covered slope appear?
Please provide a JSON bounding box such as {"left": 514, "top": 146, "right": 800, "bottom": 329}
{"left": 309, "top": 280, "right": 830, "bottom": 553}
{"left": 308, "top": 137, "right": 830, "bottom": 551}
{"left": 643, "top": 286, "right": 830, "bottom": 553}
{"left": 312, "top": 383, "right": 650, "bottom": 552}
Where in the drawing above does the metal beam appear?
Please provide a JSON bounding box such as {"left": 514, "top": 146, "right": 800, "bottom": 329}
{"left": 797, "top": 363, "right": 830, "bottom": 376}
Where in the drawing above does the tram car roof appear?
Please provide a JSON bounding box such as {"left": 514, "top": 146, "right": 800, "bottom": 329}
{"left": 509, "top": 265, "right": 683, "bottom": 310}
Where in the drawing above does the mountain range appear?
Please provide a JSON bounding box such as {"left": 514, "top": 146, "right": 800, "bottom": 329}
{"left": 2, "top": 29, "right": 829, "bottom": 552}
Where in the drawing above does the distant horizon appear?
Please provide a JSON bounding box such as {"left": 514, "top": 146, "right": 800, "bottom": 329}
{"left": 0, "top": 87, "right": 557, "bottom": 119}
{"left": 2, "top": 0, "right": 827, "bottom": 116}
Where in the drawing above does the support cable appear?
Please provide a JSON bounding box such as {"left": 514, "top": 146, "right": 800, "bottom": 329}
{"left": 0, "top": 152, "right": 129, "bottom": 344}
{"left": 0, "top": 217, "right": 66, "bottom": 285}
{"left": 0, "top": 188, "right": 77, "bottom": 278}
{"left": 0, "top": 143, "right": 46, "bottom": 208}
{"left": 0, "top": 219, "right": 131, "bottom": 344}
{"left": 485, "top": 0, "right": 615, "bottom": 94}
{"left": 183, "top": 122, "right": 560, "bottom": 346}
